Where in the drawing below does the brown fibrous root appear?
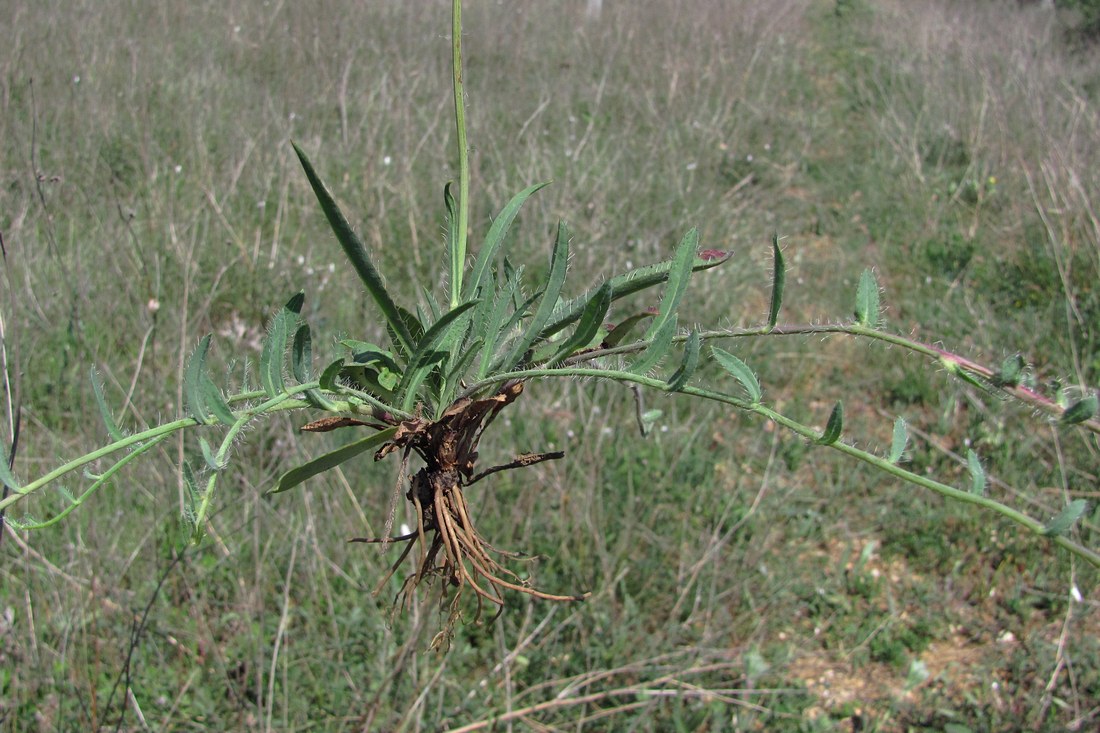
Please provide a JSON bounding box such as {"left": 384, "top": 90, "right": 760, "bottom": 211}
{"left": 342, "top": 381, "right": 588, "bottom": 641}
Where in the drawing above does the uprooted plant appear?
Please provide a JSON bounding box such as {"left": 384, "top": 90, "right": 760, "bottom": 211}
{"left": 1, "top": 0, "right": 1097, "bottom": 645}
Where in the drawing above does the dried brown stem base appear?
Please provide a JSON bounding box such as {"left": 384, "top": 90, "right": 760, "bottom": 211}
{"left": 347, "top": 382, "right": 587, "bottom": 646}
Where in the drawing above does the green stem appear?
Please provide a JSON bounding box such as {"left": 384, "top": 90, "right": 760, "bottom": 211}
{"left": 450, "top": 0, "right": 469, "bottom": 308}
{"left": 466, "top": 366, "right": 1100, "bottom": 569}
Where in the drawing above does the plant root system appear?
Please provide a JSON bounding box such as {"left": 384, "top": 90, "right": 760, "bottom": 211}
{"left": 345, "top": 381, "right": 587, "bottom": 645}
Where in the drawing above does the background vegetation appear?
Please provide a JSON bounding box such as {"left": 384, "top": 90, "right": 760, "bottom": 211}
{"left": 2, "top": 0, "right": 1098, "bottom": 729}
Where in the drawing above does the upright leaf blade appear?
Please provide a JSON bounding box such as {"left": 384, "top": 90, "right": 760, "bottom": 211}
{"left": 666, "top": 329, "right": 701, "bottom": 392}
{"left": 293, "top": 143, "right": 414, "bottom": 358}
{"left": 888, "top": 417, "right": 908, "bottom": 464}
{"left": 966, "top": 449, "right": 986, "bottom": 495}
{"left": 497, "top": 220, "right": 570, "bottom": 371}
{"left": 767, "top": 234, "right": 785, "bottom": 331}
{"left": 90, "top": 368, "right": 125, "bottom": 442}
{"left": 644, "top": 228, "right": 698, "bottom": 340}
{"left": 184, "top": 335, "right": 214, "bottom": 423}
{"left": 545, "top": 281, "right": 613, "bottom": 365}
{"left": 712, "top": 347, "right": 761, "bottom": 404}
{"left": 260, "top": 292, "right": 304, "bottom": 398}
{"left": 629, "top": 315, "right": 677, "bottom": 375}
{"left": 817, "top": 401, "right": 844, "bottom": 445}
{"left": 465, "top": 182, "right": 551, "bottom": 301}
{"left": 854, "top": 269, "right": 880, "bottom": 328}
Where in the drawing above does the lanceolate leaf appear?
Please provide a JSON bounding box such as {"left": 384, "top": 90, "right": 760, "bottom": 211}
{"left": 818, "top": 401, "right": 843, "bottom": 445}
{"left": 292, "top": 143, "right": 414, "bottom": 358}
{"left": 497, "top": 220, "right": 570, "bottom": 372}
{"left": 1044, "top": 499, "right": 1089, "bottom": 537}
{"left": 644, "top": 228, "right": 698, "bottom": 341}
{"left": 540, "top": 248, "right": 730, "bottom": 339}
{"left": 966, "top": 449, "right": 986, "bottom": 495}
{"left": 398, "top": 300, "right": 480, "bottom": 411}
{"left": 184, "top": 334, "right": 214, "bottom": 423}
{"left": 0, "top": 443, "right": 20, "bottom": 493}
{"left": 445, "top": 182, "right": 461, "bottom": 306}
{"left": 712, "top": 346, "right": 761, "bottom": 404}
{"left": 1061, "top": 394, "right": 1098, "bottom": 425}
{"left": 666, "top": 329, "right": 701, "bottom": 392}
{"left": 602, "top": 311, "right": 655, "bottom": 349}
{"left": 546, "top": 281, "right": 613, "bottom": 365}
{"left": 629, "top": 315, "right": 677, "bottom": 375}
{"left": 854, "top": 269, "right": 880, "bottom": 328}
{"left": 260, "top": 292, "right": 304, "bottom": 398}
{"left": 465, "top": 182, "right": 551, "bottom": 301}
{"left": 767, "top": 234, "right": 785, "bottom": 331}
{"left": 889, "top": 417, "right": 908, "bottom": 464}
{"left": 271, "top": 426, "right": 398, "bottom": 495}
{"left": 200, "top": 374, "right": 238, "bottom": 427}
{"left": 292, "top": 324, "right": 313, "bottom": 383}
{"left": 90, "top": 368, "right": 125, "bottom": 442}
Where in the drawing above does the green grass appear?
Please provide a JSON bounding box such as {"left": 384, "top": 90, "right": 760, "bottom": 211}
{"left": 2, "top": 0, "right": 1099, "bottom": 730}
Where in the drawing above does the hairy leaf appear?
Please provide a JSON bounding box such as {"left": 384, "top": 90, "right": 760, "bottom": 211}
{"left": 546, "top": 281, "right": 613, "bottom": 365}
{"left": 644, "top": 228, "right": 698, "bottom": 340}
{"left": 1044, "top": 499, "right": 1089, "bottom": 537}
{"left": 293, "top": 143, "right": 414, "bottom": 358}
{"left": 712, "top": 347, "right": 761, "bottom": 403}
{"left": 767, "top": 234, "right": 785, "bottom": 331}
{"left": 90, "top": 368, "right": 125, "bottom": 442}
{"left": 817, "top": 401, "right": 843, "bottom": 445}
{"left": 854, "top": 269, "right": 880, "bottom": 328}
{"left": 465, "top": 182, "right": 551, "bottom": 301}
{"left": 260, "top": 292, "right": 304, "bottom": 398}
{"left": 889, "top": 417, "right": 908, "bottom": 464}
{"left": 1062, "top": 394, "right": 1098, "bottom": 425}
{"left": 666, "top": 329, "right": 701, "bottom": 392}
{"left": 966, "top": 449, "right": 986, "bottom": 495}
{"left": 629, "top": 315, "right": 677, "bottom": 375}
{"left": 184, "top": 335, "right": 215, "bottom": 423}
{"left": 497, "top": 220, "right": 570, "bottom": 372}
{"left": 272, "top": 427, "right": 398, "bottom": 494}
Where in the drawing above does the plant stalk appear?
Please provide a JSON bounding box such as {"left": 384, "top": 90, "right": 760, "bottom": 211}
{"left": 450, "top": 0, "right": 470, "bottom": 308}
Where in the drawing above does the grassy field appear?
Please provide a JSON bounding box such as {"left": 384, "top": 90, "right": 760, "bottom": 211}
{"left": 2, "top": 0, "right": 1099, "bottom": 730}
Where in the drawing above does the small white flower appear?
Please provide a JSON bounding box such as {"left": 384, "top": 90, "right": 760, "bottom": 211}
{"left": 685, "top": 162, "right": 698, "bottom": 171}
{"left": 257, "top": 200, "right": 266, "bottom": 209}
{"left": 327, "top": 263, "right": 335, "bottom": 273}
{"left": 233, "top": 25, "right": 241, "bottom": 34}
{"left": 296, "top": 254, "right": 306, "bottom": 266}
{"left": 1071, "top": 584, "right": 1083, "bottom": 603}
{"left": 174, "top": 165, "right": 182, "bottom": 174}
{"left": 72, "top": 75, "right": 81, "bottom": 84}
{"left": 400, "top": 523, "right": 411, "bottom": 536}
{"left": 382, "top": 155, "right": 392, "bottom": 166}
{"left": 147, "top": 299, "right": 160, "bottom": 314}
{"left": 745, "top": 154, "right": 753, "bottom": 162}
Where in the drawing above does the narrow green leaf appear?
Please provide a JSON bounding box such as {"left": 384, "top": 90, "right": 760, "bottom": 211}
{"left": 546, "top": 282, "right": 613, "bottom": 365}
{"left": 271, "top": 427, "right": 398, "bottom": 494}
{"left": 292, "top": 324, "right": 313, "bottom": 383}
{"left": 0, "top": 443, "right": 21, "bottom": 493}
{"left": 184, "top": 335, "right": 214, "bottom": 423}
{"left": 712, "top": 347, "right": 761, "bottom": 403}
{"left": 629, "top": 315, "right": 677, "bottom": 375}
{"left": 198, "top": 437, "right": 221, "bottom": 472}
{"left": 817, "top": 401, "right": 844, "bottom": 445}
{"left": 540, "top": 249, "right": 730, "bottom": 340}
{"left": 966, "top": 449, "right": 986, "bottom": 495}
{"left": 200, "top": 374, "right": 238, "bottom": 427}
{"left": 995, "top": 354, "right": 1025, "bottom": 388}
{"left": 260, "top": 292, "right": 304, "bottom": 398}
{"left": 465, "top": 182, "right": 550, "bottom": 301}
{"left": 399, "top": 300, "right": 480, "bottom": 411}
{"left": 644, "top": 228, "right": 698, "bottom": 340}
{"left": 854, "top": 269, "right": 880, "bottom": 328}
{"left": 292, "top": 143, "right": 414, "bottom": 358}
{"left": 90, "top": 368, "right": 125, "bottom": 442}
{"left": 888, "top": 417, "right": 908, "bottom": 464}
{"left": 319, "top": 358, "right": 345, "bottom": 391}
{"left": 1044, "top": 499, "right": 1089, "bottom": 537}
{"left": 767, "top": 234, "right": 785, "bottom": 331}
{"left": 1061, "top": 394, "right": 1097, "bottom": 425}
{"left": 497, "top": 220, "right": 570, "bottom": 371}
{"left": 602, "top": 311, "right": 655, "bottom": 349}
{"left": 666, "top": 329, "right": 701, "bottom": 392}
{"left": 445, "top": 182, "right": 461, "bottom": 306}
{"left": 476, "top": 264, "right": 528, "bottom": 378}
